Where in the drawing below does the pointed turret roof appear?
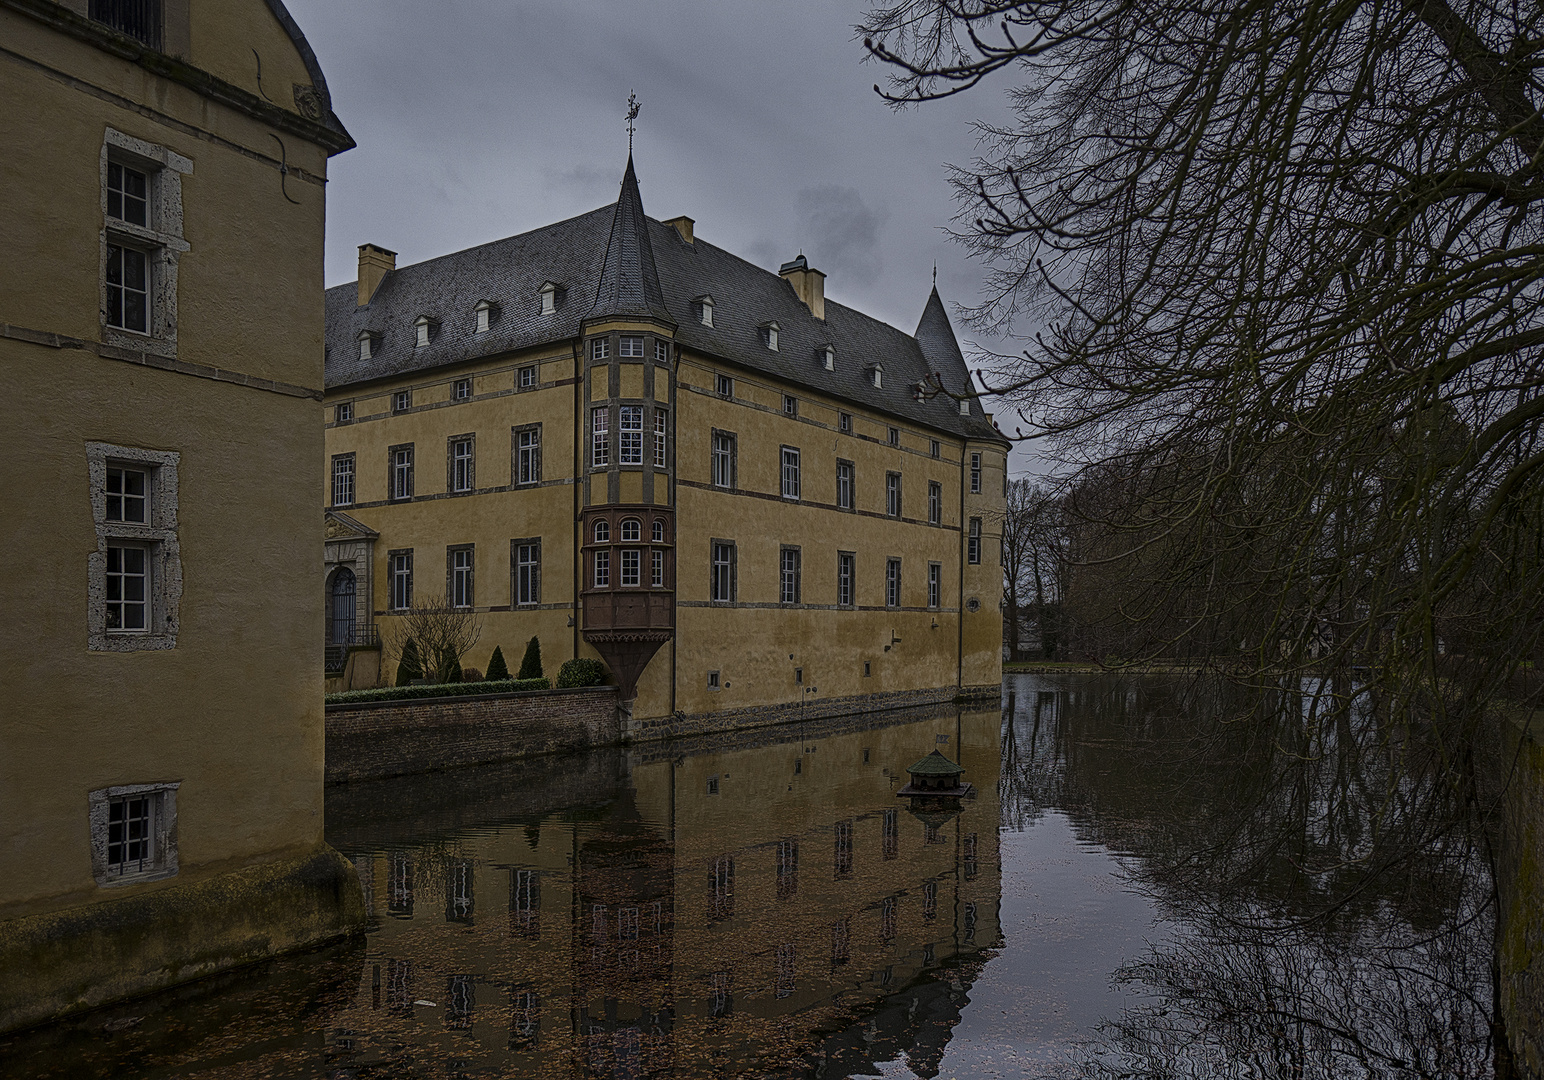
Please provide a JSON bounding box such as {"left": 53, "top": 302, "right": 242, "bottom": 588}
{"left": 914, "top": 286, "right": 965, "bottom": 371}
{"left": 588, "top": 155, "right": 671, "bottom": 323}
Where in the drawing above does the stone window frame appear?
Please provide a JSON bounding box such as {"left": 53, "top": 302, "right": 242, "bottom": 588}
{"left": 446, "top": 544, "right": 475, "bottom": 609}
{"left": 393, "top": 389, "right": 412, "bottom": 413}
{"left": 331, "top": 452, "right": 356, "bottom": 507}
{"left": 715, "top": 372, "right": 733, "bottom": 398}
{"left": 88, "top": 781, "right": 180, "bottom": 887}
{"left": 838, "top": 411, "right": 852, "bottom": 434}
{"left": 86, "top": 441, "right": 181, "bottom": 652}
{"left": 888, "top": 426, "right": 900, "bottom": 447}
{"left": 388, "top": 443, "right": 415, "bottom": 501}
{"left": 100, "top": 129, "right": 190, "bottom": 359}
{"left": 388, "top": 548, "right": 414, "bottom": 610}
{"left": 334, "top": 402, "right": 354, "bottom": 424}
{"left": 447, "top": 433, "right": 476, "bottom": 495}
{"left": 513, "top": 423, "right": 542, "bottom": 485}
{"left": 452, "top": 377, "right": 473, "bottom": 402}
{"left": 518, "top": 364, "right": 538, "bottom": 390}
{"left": 512, "top": 537, "right": 541, "bottom": 606}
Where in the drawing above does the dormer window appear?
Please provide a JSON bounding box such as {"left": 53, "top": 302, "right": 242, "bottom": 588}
{"left": 357, "top": 330, "right": 377, "bottom": 361}
{"left": 821, "top": 345, "right": 836, "bottom": 372}
{"left": 867, "top": 363, "right": 884, "bottom": 389}
{"left": 414, "top": 316, "right": 438, "bottom": 348}
{"left": 540, "top": 281, "right": 565, "bottom": 315}
{"left": 694, "top": 295, "right": 714, "bottom": 327}
{"left": 759, "top": 322, "right": 779, "bottom": 351}
{"left": 959, "top": 397, "right": 971, "bottom": 416}
{"left": 474, "top": 300, "right": 498, "bottom": 334}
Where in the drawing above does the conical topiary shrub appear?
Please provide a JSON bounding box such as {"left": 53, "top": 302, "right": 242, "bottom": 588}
{"left": 517, "top": 635, "right": 543, "bottom": 680}
{"left": 485, "top": 645, "right": 509, "bottom": 681}
{"left": 395, "top": 638, "right": 423, "bottom": 686}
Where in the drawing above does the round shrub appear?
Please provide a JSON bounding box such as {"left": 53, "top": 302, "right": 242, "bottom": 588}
{"left": 555, "top": 657, "right": 609, "bottom": 688}
{"left": 461, "top": 667, "right": 483, "bottom": 682}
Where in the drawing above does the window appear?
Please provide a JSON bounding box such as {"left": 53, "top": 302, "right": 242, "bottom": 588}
{"left": 931, "top": 439, "right": 940, "bottom": 458}
{"left": 89, "top": 1, "right": 162, "bottom": 47}
{"left": 838, "top": 411, "right": 852, "bottom": 434}
{"left": 886, "top": 472, "right": 902, "bottom": 517}
{"left": 619, "top": 405, "right": 644, "bottom": 465}
{"left": 105, "top": 242, "right": 149, "bottom": 333}
{"left": 449, "top": 436, "right": 474, "bottom": 493}
{"left": 780, "top": 547, "right": 801, "bottom": 604}
{"left": 453, "top": 377, "right": 472, "bottom": 401}
{"left": 393, "top": 389, "right": 411, "bottom": 413}
{"left": 107, "top": 160, "right": 148, "bottom": 225}
{"left": 515, "top": 425, "right": 541, "bottom": 485}
{"left": 836, "top": 460, "right": 854, "bottom": 510}
{"left": 837, "top": 552, "right": 855, "bottom": 607}
{"left": 711, "top": 541, "right": 736, "bottom": 602}
{"left": 449, "top": 546, "right": 474, "bottom": 608}
{"left": 783, "top": 394, "right": 798, "bottom": 418}
{"left": 888, "top": 426, "right": 899, "bottom": 447}
{"left": 970, "top": 452, "right": 982, "bottom": 494}
{"left": 869, "top": 365, "right": 884, "bottom": 388}
{"left": 540, "top": 281, "right": 558, "bottom": 315}
{"left": 696, "top": 296, "right": 715, "bottom": 327}
{"left": 655, "top": 339, "right": 670, "bottom": 363}
{"left": 886, "top": 558, "right": 902, "bottom": 608}
{"left": 709, "top": 856, "right": 734, "bottom": 921}
{"left": 389, "top": 549, "right": 413, "bottom": 610}
{"left": 475, "top": 299, "right": 497, "bottom": 332}
{"left": 414, "top": 316, "right": 436, "bottom": 348}
{"left": 651, "top": 519, "right": 665, "bottom": 543}
{"left": 619, "top": 335, "right": 644, "bottom": 357}
{"left": 594, "top": 520, "right": 610, "bottom": 543}
{"left": 334, "top": 402, "right": 353, "bottom": 423}
{"left": 89, "top": 443, "right": 179, "bottom": 651}
{"left": 519, "top": 364, "right": 537, "bottom": 389}
{"left": 621, "top": 548, "right": 641, "bottom": 587}
{"left": 590, "top": 337, "right": 610, "bottom": 360}
{"left": 715, "top": 372, "right": 733, "bottom": 397}
{"left": 514, "top": 540, "right": 540, "bottom": 606}
{"left": 593, "top": 549, "right": 610, "bottom": 588}
{"left": 89, "top": 782, "right": 179, "bottom": 885}
{"left": 357, "top": 331, "right": 376, "bottom": 361}
{"left": 620, "top": 518, "right": 641, "bottom": 542}
{"left": 775, "top": 944, "right": 796, "bottom": 998}
{"left": 706, "top": 776, "right": 720, "bottom": 796}
{"left": 707, "top": 670, "right": 721, "bottom": 690}
{"left": 389, "top": 444, "right": 414, "bottom": 500}
{"left": 882, "top": 808, "right": 899, "bottom": 860}
{"left": 711, "top": 430, "right": 737, "bottom": 488}
{"left": 511, "top": 986, "right": 541, "bottom": 1044}
{"left": 834, "top": 820, "right": 853, "bottom": 878}
{"left": 781, "top": 447, "right": 801, "bottom": 500}
{"left": 710, "top": 972, "right": 733, "bottom": 1018}
{"left": 928, "top": 480, "right": 942, "bottom": 525}
{"left": 821, "top": 345, "right": 836, "bottom": 371}
{"left": 591, "top": 408, "right": 609, "bottom": 467}
{"left": 928, "top": 562, "right": 942, "bottom": 609}
{"left": 331, "top": 453, "right": 355, "bottom": 507}
{"left": 968, "top": 518, "right": 982, "bottom": 564}
{"left": 654, "top": 409, "right": 668, "bottom": 468}
{"left": 651, "top": 549, "right": 664, "bottom": 587}
{"left": 777, "top": 839, "right": 798, "bottom": 901}
{"left": 760, "top": 323, "right": 779, "bottom": 351}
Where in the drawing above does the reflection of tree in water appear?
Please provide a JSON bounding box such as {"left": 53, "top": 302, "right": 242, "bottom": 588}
{"left": 1009, "top": 674, "right": 1504, "bottom": 1079}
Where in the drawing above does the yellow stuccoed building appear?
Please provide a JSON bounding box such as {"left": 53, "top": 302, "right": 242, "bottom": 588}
{"left": 0, "top": 0, "right": 362, "bottom": 1033}
{"left": 324, "top": 157, "right": 1009, "bottom": 734}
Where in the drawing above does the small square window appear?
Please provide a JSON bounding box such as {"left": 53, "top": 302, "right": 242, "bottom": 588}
{"left": 716, "top": 373, "right": 733, "bottom": 398}
{"left": 394, "top": 390, "right": 412, "bottom": 413}
{"left": 453, "top": 378, "right": 472, "bottom": 402}
{"left": 90, "top": 782, "right": 179, "bottom": 886}
{"left": 591, "top": 338, "right": 610, "bottom": 361}
{"left": 519, "top": 365, "right": 537, "bottom": 389}
{"left": 783, "top": 395, "right": 798, "bottom": 418}
{"left": 838, "top": 412, "right": 852, "bottom": 434}
{"left": 619, "top": 336, "right": 644, "bottom": 358}
{"left": 888, "top": 427, "right": 899, "bottom": 447}
{"left": 334, "top": 402, "right": 353, "bottom": 423}
{"left": 708, "top": 670, "right": 721, "bottom": 690}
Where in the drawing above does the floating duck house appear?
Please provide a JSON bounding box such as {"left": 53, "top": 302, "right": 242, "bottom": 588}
{"left": 896, "top": 750, "right": 972, "bottom": 798}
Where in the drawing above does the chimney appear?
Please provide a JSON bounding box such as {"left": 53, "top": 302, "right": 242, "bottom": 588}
{"left": 779, "top": 254, "right": 825, "bottom": 321}
{"left": 357, "top": 243, "right": 396, "bottom": 307}
{"left": 663, "top": 215, "right": 694, "bottom": 244}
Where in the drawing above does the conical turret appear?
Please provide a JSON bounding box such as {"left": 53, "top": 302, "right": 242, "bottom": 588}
{"left": 588, "top": 155, "right": 671, "bottom": 324}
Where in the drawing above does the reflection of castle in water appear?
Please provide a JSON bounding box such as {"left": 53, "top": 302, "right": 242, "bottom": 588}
{"left": 329, "top": 705, "right": 1003, "bottom": 1077}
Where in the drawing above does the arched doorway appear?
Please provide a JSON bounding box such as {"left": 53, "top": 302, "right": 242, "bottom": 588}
{"left": 328, "top": 567, "right": 356, "bottom": 645}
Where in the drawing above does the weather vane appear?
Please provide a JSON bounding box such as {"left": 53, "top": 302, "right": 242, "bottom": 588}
{"left": 627, "top": 91, "right": 641, "bottom": 154}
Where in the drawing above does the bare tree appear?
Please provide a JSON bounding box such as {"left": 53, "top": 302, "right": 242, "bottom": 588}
{"left": 385, "top": 602, "right": 482, "bottom": 685}
{"left": 1002, "top": 478, "right": 1070, "bottom": 658}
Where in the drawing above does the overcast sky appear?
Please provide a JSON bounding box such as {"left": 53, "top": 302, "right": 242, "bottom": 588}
{"left": 286, "top": 0, "right": 1042, "bottom": 473}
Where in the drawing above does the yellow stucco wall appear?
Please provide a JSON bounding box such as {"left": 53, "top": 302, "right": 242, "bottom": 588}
{"left": 0, "top": 0, "right": 347, "bottom": 943}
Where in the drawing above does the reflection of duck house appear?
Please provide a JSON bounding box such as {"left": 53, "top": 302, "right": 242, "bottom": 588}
{"left": 896, "top": 750, "right": 973, "bottom": 798}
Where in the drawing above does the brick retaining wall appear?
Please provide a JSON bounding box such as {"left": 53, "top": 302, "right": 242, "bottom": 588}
{"left": 325, "top": 685, "right": 619, "bottom": 783}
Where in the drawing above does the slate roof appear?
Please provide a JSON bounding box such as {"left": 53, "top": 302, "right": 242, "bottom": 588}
{"left": 325, "top": 162, "right": 1006, "bottom": 444}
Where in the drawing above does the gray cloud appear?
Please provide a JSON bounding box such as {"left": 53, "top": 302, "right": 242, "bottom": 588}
{"left": 796, "top": 185, "right": 886, "bottom": 288}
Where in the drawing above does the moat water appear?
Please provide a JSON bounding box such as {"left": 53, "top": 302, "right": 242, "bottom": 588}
{"left": 0, "top": 674, "right": 1499, "bottom": 1077}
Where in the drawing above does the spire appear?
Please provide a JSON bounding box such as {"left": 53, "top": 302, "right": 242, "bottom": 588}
{"left": 589, "top": 155, "right": 671, "bottom": 324}
{"left": 915, "top": 285, "right": 966, "bottom": 371}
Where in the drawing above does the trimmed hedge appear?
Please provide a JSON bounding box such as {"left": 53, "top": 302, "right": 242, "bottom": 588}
{"left": 326, "top": 677, "right": 550, "bottom": 706}
{"left": 555, "top": 657, "right": 609, "bottom": 689}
